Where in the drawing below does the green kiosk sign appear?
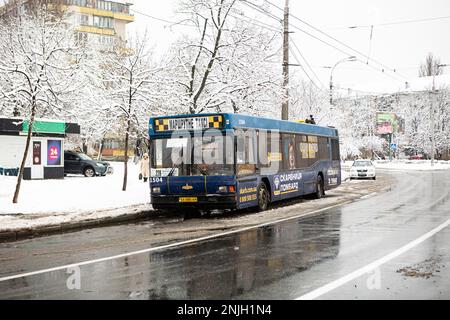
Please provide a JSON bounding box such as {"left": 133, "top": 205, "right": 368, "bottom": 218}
{"left": 22, "top": 120, "right": 66, "bottom": 135}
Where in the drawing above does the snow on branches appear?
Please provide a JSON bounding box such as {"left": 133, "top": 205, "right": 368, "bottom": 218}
{"left": 157, "top": 0, "right": 283, "bottom": 115}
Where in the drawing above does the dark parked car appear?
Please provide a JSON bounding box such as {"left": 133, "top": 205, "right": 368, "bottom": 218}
{"left": 64, "top": 151, "right": 113, "bottom": 177}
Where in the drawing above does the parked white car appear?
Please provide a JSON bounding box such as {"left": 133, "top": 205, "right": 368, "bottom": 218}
{"left": 349, "top": 160, "right": 376, "bottom": 180}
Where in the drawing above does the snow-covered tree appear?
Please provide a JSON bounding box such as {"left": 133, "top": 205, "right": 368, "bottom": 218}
{"left": 401, "top": 89, "right": 450, "bottom": 157}
{"left": 419, "top": 53, "right": 443, "bottom": 78}
{"left": 214, "top": 23, "right": 283, "bottom": 117}
{"left": 328, "top": 86, "right": 450, "bottom": 160}
{"left": 160, "top": 0, "right": 239, "bottom": 114}
{"left": 100, "top": 34, "right": 162, "bottom": 191}
{"left": 289, "top": 80, "right": 332, "bottom": 124}
{"left": 0, "top": 9, "right": 86, "bottom": 203}
{"left": 156, "top": 0, "right": 285, "bottom": 117}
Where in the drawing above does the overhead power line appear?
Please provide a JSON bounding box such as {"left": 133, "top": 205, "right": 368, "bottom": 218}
{"left": 287, "top": 23, "right": 403, "bottom": 81}
{"left": 344, "top": 15, "right": 450, "bottom": 29}
{"left": 130, "top": 8, "right": 177, "bottom": 24}
{"left": 240, "top": 0, "right": 283, "bottom": 23}
{"left": 239, "top": 0, "right": 404, "bottom": 82}
{"left": 260, "top": 0, "right": 409, "bottom": 81}
{"left": 289, "top": 36, "right": 324, "bottom": 88}
{"left": 130, "top": 8, "right": 196, "bottom": 28}
{"left": 133, "top": 2, "right": 409, "bottom": 85}
{"left": 288, "top": 46, "right": 323, "bottom": 91}
{"left": 133, "top": 5, "right": 282, "bottom": 34}
{"left": 230, "top": 8, "right": 282, "bottom": 33}
{"left": 376, "top": 15, "right": 450, "bottom": 27}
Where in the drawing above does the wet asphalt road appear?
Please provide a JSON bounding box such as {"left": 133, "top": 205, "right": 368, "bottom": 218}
{"left": 0, "top": 170, "right": 449, "bottom": 299}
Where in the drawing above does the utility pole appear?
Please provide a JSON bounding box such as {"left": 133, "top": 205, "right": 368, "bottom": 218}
{"left": 431, "top": 72, "right": 436, "bottom": 166}
{"left": 389, "top": 133, "right": 393, "bottom": 162}
{"left": 281, "top": 0, "right": 289, "bottom": 120}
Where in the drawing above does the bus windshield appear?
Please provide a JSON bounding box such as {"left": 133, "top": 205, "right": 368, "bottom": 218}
{"left": 151, "top": 134, "right": 234, "bottom": 177}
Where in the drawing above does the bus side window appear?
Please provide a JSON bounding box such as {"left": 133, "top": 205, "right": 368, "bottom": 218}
{"left": 236, "top": 129, "right": 256, "bottom": 176}
{"left": 296, "top": 135, "right": 309, "bottom": 169}
{"left": 331, "top": 139, "right": 340, "bottom": 161}
{"left": 319, "top": 137, "right": 330, "bottom": 160}
{"left": 282, "top": 133, "right": 296, "bottom": 170}
{"left": 307, "top": 136, "right": 319, "bottom": 166}
{"left": 257, "top": 130, "right": 269, "bottom": 167}
{"left": 266, "top": 131, "right": 281, "bottom": 174}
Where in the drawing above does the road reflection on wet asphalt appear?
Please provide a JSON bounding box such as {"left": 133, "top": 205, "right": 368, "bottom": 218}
{"left": 1, "top": 170, "right": 449, "bottom": 299}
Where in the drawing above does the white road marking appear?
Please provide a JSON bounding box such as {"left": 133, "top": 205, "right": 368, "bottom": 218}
{"left": 0, "top": 201, "right": 352, "bottom": 283}
{"left": 296, "top": 217, "right": 450, "bottom": 300}
{"left": 360, "top": 192, "right": 377, "bottom": 199}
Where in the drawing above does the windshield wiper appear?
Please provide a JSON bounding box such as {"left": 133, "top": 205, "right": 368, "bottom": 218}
{"left": 197, "top": 166, "right": 208, "bottom": 176}
{"left": 168, "top": 151, "right": 184, "bottom": 177}
{"left": 168, "top": 160, "right": 181, "bottom": 177}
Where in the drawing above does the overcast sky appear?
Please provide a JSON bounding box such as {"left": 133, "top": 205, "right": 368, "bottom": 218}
{"left": 2, "top": 0, "right": 448, "bottom": 92}
{"left": 128, "top": 0, "right": 450, "bottom": 93}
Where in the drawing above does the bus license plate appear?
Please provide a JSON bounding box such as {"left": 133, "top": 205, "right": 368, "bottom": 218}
{"left": 179, "top": 197, "right": 198, "bottom": 203}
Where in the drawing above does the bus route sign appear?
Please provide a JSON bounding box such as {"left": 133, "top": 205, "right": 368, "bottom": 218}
{"left": 154, "top": 116, "right": 223, "bottom": 132}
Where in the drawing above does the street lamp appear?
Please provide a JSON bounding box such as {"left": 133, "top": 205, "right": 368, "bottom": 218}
{"left": 329, "top": 56, "right": 357, "bottom": 106}
{"left": 430, "top": 63, "right": 449, "bottom": 166}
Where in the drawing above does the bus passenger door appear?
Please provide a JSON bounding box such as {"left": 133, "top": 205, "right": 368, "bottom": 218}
{"left": 236, "top": 129, "right": 259, "bottom": 209}
{"left": 237, "top": 177, "right": 259, "bottom": 209}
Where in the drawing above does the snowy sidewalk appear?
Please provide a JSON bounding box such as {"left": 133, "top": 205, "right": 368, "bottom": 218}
{"left": 342, "top": 160, "right": 450, "bottom": 172}
{"left": 0, "top": 161, "right": 152, "bottom": 236}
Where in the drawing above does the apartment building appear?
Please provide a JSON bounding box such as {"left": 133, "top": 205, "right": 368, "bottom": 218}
{"left": 0, "top": 0, "right": 135, "bottom": 51}
{"left": 67, "top": 0, "right": 134, "bottom": 50}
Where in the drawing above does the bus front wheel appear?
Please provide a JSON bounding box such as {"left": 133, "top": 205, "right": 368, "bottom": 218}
{"left": 257, "top": 182, "right": 270, "bottom": 212}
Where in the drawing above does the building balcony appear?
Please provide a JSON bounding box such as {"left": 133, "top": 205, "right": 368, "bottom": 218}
{"left": 72, "top": 5, "right": 134, "bottom": 22}
{"left": 76, "top": 25, "right": 115, "bottom": 36}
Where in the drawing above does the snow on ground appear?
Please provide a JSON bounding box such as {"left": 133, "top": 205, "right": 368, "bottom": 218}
{"left": 374, "top": 160, "right": 450, "bottom": 171}
{"left": 1, "top": 159, "right": 446, "bottom": 233}
{"left": 0, "top": 161, "right": 150, "bottom": 215}
{"left": 341, "top": 169, "right": 350, "bottom": 182}
{"left": 2, "top": 159, "right": 446, "bottom": 215}
{"left": 3, "top": 159, "right": 429, "bottom": 216}
{"left": 342, "top": 160, "right": 450, "bottom": 171}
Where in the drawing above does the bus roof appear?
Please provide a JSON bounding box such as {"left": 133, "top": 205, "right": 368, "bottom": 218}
{"left": 149, "top": 113, "right": 338, "bottom": 138}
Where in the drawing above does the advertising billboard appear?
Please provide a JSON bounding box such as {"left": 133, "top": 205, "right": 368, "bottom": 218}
{"left": 33, "top": 141, "right": 41, "bottom": 165}
{"left": 47, "top": 140, "right": 62, "bottom": 166}
{"left": 376, "top": 113, "right": 399, "bottom": 135}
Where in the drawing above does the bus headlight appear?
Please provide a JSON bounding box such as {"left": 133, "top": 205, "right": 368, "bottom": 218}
{"left": 218, "top": 186, "right": 236, "bottom": 193}
{"left": 152, "top": 187, "right": 161, "bottom": 193}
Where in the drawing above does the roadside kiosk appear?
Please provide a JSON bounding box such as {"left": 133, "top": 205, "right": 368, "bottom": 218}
{"left": 0, "top": 117, "right": 80, "bottom": 180}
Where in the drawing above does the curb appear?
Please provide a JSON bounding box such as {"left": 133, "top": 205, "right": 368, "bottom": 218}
{"left": 0, "top": 174, "right": 394, "bottom": 244}
{"left": 0, "top": 209, "right": 152, "bottom": 243}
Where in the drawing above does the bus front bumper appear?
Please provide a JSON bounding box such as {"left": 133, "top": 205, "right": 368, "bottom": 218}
{"left": 151, "top": 194, "right": 238, "bottom": 210}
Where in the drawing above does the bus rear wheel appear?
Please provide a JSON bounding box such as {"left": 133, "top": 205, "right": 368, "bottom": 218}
{"left": 314, "top": 175, "right": 324, "bottom": 199}
{"left": 257, "top": 182, "right": 270, "bottom": 212}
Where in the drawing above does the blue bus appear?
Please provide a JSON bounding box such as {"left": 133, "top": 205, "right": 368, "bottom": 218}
{"left": 148, "top": 113, "right": 341, "bottom": 212}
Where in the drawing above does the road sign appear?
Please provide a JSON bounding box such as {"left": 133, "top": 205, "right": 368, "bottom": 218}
{"left": 390, "top": 143, "right": 397, "bottom": 151}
